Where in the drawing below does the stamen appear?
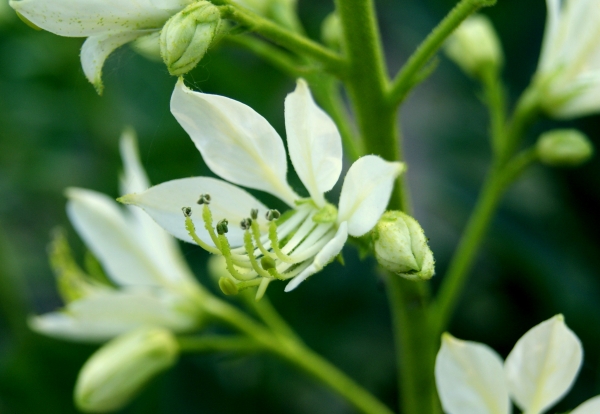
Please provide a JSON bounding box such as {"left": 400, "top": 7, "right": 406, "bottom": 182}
{"left": 197, "top": 193, "right": 211, "bottom": 205}
{"left": 216, "top": 219, "right": 229, "bottom": 235}
{"left": 243, "top": 231, "right": 272, "bottom": 278}
{"left": 217, "top": 233, "right": 257, "bottom": 281}
{"left": 201, "top": 204, "right": 221, "bottom": 248}
{"left": 182, "top": 207, "right": 221, "bottom": 254}
{"left": 265, "top": 209, "right": 281, "bottom": 221}
{"left": 240, "top": 218, "right": 252, "bottom": 231}
{"left": 218, "top": 276, "right": 262, "bottom": 295}
{"left": 268, "top": 222, "right": 296, "bottom": 263}
{"left": 250, "top": 209, "right": 258, "bottom": 220}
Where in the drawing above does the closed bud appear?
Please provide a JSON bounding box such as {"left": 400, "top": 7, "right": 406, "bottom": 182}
{"left": 445, "top": 14, "right": 503, "bottom": 78}
{"left": 372, "top": 211, "right": 435, "bottom": 281}
{"left": 537, "top": 129, "right": 594, "bottom": 167}
{"left": 160, "top": 1, "right": 220, "bottom": 76}
{"left": 75, "top": 327, "right": 179, "bottom": 412}
{"left": 321, "top": 12, "right": 342, "bottom": 51}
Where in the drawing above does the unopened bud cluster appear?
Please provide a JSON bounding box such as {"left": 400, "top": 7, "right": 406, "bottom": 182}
{"left": 372, "top": 211, "right": 434, "bottom": 281}
{"left": 160, "top": 1, "right": 220, "bottom": 76}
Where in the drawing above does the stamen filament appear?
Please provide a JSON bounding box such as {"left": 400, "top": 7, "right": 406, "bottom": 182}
{"left": 218, "top": 234, "right": 258, "bottom": 281}
{"left": 269, "top": 222, "right": 298, "bottom": 263}
{"left": 243, "top": 231, "right": 272, "bottom": 278}
{"left": 255, "top": 278, "right": 271, "bottom": 301}
{"left": 202, "top": 205, "right": 221, "bottom": 248}
{"left": 184, "top": 216, "right": 221, "bottom": 254}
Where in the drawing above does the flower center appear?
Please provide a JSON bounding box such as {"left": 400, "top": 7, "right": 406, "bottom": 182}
{"left": 182, "top": 194, "right": 338, "bottom": 300}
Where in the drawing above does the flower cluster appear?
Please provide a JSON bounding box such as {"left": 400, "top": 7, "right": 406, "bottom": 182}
{"left": 121, "top": 79, "right": 404, "bottom": 298}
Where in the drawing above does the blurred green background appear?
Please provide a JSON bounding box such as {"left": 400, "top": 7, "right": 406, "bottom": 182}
{"left": 1, "top": 0, "right": 599, "bottom": 412}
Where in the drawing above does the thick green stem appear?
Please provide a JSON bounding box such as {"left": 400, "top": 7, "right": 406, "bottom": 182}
{"left": 178, "top": 335, "right": 263, "bottom": 353}
{"left": 218, "top": 5, "right": 346, "bottom": 75}
{"left": 203, "top": 296, "right": 393, "bottom": 414}
{"left": 388, "top": 0, "right": 497, "bottom": 105}
{"left": 432, "top": 148, "right": 538, "bottom": 334}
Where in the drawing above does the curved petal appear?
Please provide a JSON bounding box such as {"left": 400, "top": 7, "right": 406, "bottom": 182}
{"left": 119, "top": 177, "right": 268, "bottom": 247}
{"left": 118, "top": 131, "right": 198, "bottom": 289}
{"left": 504, "top": 314, "right": 583, "bottom": 414}
{"left": 82, "top": 30, "right": 151, "bottom": 95}
{"left": 67, "top": 188, "right": 172, "bottom": 287}
{"left": 435, "top": 334, "right": 510, "bottom": 414}
{"left": 284, "top": 221, "right": 347, "bottom": 292}
{"left": 170, "top": 80, "right": 298, "bottom": 205}
{"left": 9, "top": 0, "right": 189, "bottom": 36}
{"left": 572, "top": 396, "right": 600, "bottom": 414}
{"left": 29, "top": 289, "right": 197, "bottom": 343}
{"left": 337, "top": 156, "right": 405, "bottom": 237}
{"left": 538, "top": 0, "right": 562, "bottom": 72}
{"left": 284, "top": 79, "right": 342, "bottom": 207}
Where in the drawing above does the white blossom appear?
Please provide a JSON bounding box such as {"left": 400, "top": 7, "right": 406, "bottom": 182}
{"left": 435, "top": 314, "right": 598, "bottom": 414}
{"left": 30, "top": 130, "right": 205, "bottom": 342}
{"left": 535, "top": 0, "right": 600, "bottom": 118}
{"left": 9, "top": 0, "right": 193, "bottom": 93}
{"left": 121, "top": 79, "right": 404, "bottom": 296}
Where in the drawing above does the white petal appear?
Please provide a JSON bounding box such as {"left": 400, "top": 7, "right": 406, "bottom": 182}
{"left": 119, "top": 177, "right": 268, "bottom": 247}
{"left": 29, "top": 289, "right": 197, "bottom": 343}
{"left": 337, "top": 156, "right": 405, "bottom": 237}
{"left": 538, "top": 0, "right": 562, "bottom": 72}
{"left": 571, "top": 396, "right": 600, "bottom": 414}
{"left": 9, "top": 0, "right": 189, "bottom": 36}
{"left": 170, "top": 80, "right": 298, "bottom": 205}
{"left": 284, "top": 79, "right": 342, "bottom": 207}
{"left": 284, "top": 221, "right": 347, "bottom": 292}
{"left": 81, "top": 31, "right": 150, "bottom": 94}
{"left": 435, "top": 334, "right": 510, "bottom": 414}
{"left": 504, "top": 314, "right": 583, "bottom": 414}
{"left": 118, "top": 131, "right": 199, "bottom": 289}
{"left": 66, "top": 188, "right": 170, "bottom": 287}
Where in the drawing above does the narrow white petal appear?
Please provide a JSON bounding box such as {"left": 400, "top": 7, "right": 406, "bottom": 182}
{"left": 9, "top": 0, "right": 189, "bottom": 36}
{"left": 81, "top": 31, "right": 150, "bottom": 94}
{"left": 119, "top": 177, "right": 268, "bottom": 247}
{"left": 538, "top": 0, "right": 562, "bottom": 72}
{"left": 118, "top": 131, "right": 198, "bottom": 288}
{"left": 435, "top": 334, "right": 510, "bottom": 414}
{"left": 571, "top": 396, "right": 600, "bottom": 414}
{"left": 170, "top": 80, "right": 298, "bottom": 205}
{"left": 119, "top": 128, "right": 150, "bottom": 195}
{"left": 284, "top": 221, "right": 347, "bottom": 292}
{"left": 505, "top": 314, "right": 583, "bottom": 414}
{"left": 29, "top": 289, "right": 197, "bottom": 343}
{"left": 284, "top": 79, "right": 342, "bottom": 207}
{"left": 66, "top": 188, "right": 170, "bottom": 287}
{"left": 337, "top": 156, "right": 405, "bottom": 237}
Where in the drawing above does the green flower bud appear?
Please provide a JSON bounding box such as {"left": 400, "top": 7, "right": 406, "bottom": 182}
{"left": 445, "top": 14, "right": 503, "bottom": 78}
{"left": 160, "top": 1, "right": 220, "bottom": 76}
{"left": 372, "top": 211, "right": 435, "bottom": 281}
{"left": 536, "top": 129, "right": 594, "bottom": 167}
{"left": 75, "top": 327, "right": 179, "bottom": 412}
{"left": 321, "top": 12, "right": 342, "bottom": 51}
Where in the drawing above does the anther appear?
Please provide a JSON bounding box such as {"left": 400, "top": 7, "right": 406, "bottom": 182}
{"left": 265, "top": 209, "right": 281, "bottom": 221}
{"left": 197, "top": 193, "right": 211, "bottom": 205}
{"left": 240, "top": 218, "right": 253, "bottom": 230}
{"left": 250, "top": 209, "right": 258, "bottom": 220}
{"left": 182, "top": 207, "right": 192, "bottom": 217}
{"left": 216, "top": 219, "right": 229, "bottom": 235}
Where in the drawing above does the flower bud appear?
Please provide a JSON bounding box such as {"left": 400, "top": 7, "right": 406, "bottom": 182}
{"left": 536, "top": 129, "right": 594, "bottom": 167}
{"left": 372, "top": 211, "right": 434, "bottom": 281}
{"left": 321, "top": 12, "right": 342, "bottom": 51}
{"left": 160, "top": 1, "right": 220, "bottom": 76}
{"left": 75, "top": 327, "right": 179, "bottom": 412}
{"left": 445, "top": 14, "right": 503, "bottom": 78}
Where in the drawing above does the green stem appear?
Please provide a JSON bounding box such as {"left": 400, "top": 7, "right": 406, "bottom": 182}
{"left": 480, "top": 67, "right": 506, "bottom": 156}
{"left": 203, "top": 296, "right": 394, "bottom": 414}
{"left": 500, "top": 86, "right": 541, "bottom": 164}
{"left": 432, "top": 148, "right": 538, "bottom": 334}
{"left": 217, "top": 4, "right": 346, "bottom": 75}
{"left": 178, "top": 335, "right": 263, "bottom": 353}
{"left": 388, "top": 0, "right": 497, "bottom": 105}
{"left": 241, "top": 292, "right": 302, "bottom": 342}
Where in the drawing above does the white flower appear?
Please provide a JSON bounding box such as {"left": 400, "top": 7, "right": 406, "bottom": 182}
{"left": 535, "top": 0, "right": 600, "bottom": 118}
{"left": 120, "top": 79, "right": 404, "bottom": 296}
{"left": 30, "top": 129, "right": 206, "bottom": 342}
{"left": 9, "top": 0, "right": 193, "bottom": 93}
{"left": 435, "top": 314, "right": 600, "bottom": 414}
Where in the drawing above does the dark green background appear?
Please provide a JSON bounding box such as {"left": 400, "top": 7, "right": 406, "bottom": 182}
{"left": 1, "top": 0, "right": 599, "bottom": 412}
